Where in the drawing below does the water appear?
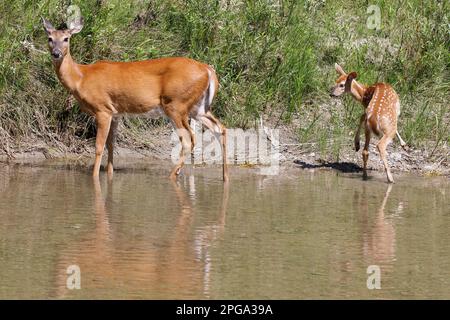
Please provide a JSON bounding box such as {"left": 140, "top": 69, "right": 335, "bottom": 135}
{"left": 0, "top": 162, "right": 449, "bottom": 299}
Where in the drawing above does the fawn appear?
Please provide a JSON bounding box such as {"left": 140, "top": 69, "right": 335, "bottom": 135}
{"left": 330, "top": 63, "right": 407, "bottom": 183}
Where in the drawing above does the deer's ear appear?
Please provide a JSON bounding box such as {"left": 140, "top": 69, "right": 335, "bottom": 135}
{"left": 68, "top": 17, "right": 84, "bottom": 34}
{"left": 335, "top": 63, "right": 346, "bottom": 76}
{"left": 42, "top": 18, "right": 55, "bottom": 35}
{"left": 345, "top": 72, "right": 357, "bottom": 92}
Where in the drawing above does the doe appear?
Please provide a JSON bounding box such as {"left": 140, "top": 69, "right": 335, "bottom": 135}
{"left": 330, "top": 63, "right": 407, "bottom": 183}
{"left": 43, "top": 16, "right": 228, "bottom": 182}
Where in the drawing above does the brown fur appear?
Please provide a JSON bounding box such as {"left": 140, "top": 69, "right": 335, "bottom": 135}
{"left": 44, "top": 18, "right": 228, "bottom": 182}
{"left": 331, "top": 63, "right": 406, "bottom": 183}
{"left": 361, "top": 86, "right": 376, "bottom": 108}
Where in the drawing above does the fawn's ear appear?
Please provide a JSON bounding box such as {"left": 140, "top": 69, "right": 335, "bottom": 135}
{"left": 335, "top": 63, "right": 346, "bottom": 76}
{"left": 42, "top": 18, "right": 55, "bottom": 35}
{"left": 345, "top": 72, "right": 357, "bottom": 92}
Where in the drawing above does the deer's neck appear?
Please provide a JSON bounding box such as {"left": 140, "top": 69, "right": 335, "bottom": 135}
{"left": 53, "top": 52, "right": 83, "bottom": 93}
{"left": 350, "top": 80, "right": 367, "bottom": 103}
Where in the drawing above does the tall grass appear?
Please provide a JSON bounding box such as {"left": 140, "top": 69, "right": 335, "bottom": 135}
{"left": 0, "top": 0, "right": 448, "bottom": 158}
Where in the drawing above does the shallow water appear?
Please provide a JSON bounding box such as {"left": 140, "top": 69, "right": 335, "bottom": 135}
{"left": 0, "top": 162, "right": 449, "bottom": 299}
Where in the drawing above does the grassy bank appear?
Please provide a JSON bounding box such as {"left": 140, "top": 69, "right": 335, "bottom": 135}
{"left": 0, "top": 0, "right": 448, "bottom": 160}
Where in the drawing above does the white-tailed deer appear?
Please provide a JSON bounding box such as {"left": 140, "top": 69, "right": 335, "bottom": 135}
{"left": 43, "top": 16, "right": 228, "bottom": 182}
{"left": 330, "top": 63, "right": 407, "bottom": 183}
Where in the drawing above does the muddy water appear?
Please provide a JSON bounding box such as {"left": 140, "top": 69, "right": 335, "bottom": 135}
{"left": 0, "top": 162, "right": 449, "bottom": 299}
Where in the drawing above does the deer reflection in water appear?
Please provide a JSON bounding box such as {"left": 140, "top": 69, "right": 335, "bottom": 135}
{"left": 55, "top": 176, "right": 229, "bottom": 299}
{"left": 330, "top": 183, "right": 401, "bottom": 290}
{"left": 360, "top": 184, "right": 403, "bottom": 269}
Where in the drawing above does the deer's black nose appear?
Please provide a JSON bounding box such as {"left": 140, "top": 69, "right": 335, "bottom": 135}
{"left": 51, "top": 50, "right": 62, "bottom": 59}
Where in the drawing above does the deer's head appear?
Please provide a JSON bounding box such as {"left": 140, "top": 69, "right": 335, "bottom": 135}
{"left": 330, "top": 63, "right": 357, "bottom": 98}
{"left": 42, "top": 17, "right": 83, "bottom": 62}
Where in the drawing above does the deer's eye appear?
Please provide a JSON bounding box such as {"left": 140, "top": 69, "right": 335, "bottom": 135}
{"left": 63, "top": 37, "right": 69, "bottom": 42}
{"left": 48, "top": 38, "right": 53, "bottom": 42}
{"left": 339, "top": 84, "right": 344, "bottom": 88}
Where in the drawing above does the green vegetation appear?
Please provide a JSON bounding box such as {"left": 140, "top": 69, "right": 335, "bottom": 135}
{"left": 0, "top": 0, "right": 448, "bottom": 159}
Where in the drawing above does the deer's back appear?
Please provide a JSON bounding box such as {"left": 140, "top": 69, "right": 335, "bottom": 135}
{"left": 365, "top": 83, "right": 399, "bottom": 136}
{"left": 76, "top": 57, "right": 210, "bottom": 114}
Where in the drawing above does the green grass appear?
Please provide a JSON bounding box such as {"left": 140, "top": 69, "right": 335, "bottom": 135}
{"left": 0, "top": 0, "right": 448, "bottom": 158}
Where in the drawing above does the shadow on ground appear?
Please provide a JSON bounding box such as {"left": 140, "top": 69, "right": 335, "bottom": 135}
{"left": 293, "top": 160, "right": 364, "bottom": 173}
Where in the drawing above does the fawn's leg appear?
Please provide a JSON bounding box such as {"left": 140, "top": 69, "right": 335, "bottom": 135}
{"left": 362, "top": 126, "right": 371, "bottom": 180}
{"left": 355, "top": 114, "right": 366, "bottom": 152}
{"left": 377, "top": 130, "right": 396, "bottom": 183}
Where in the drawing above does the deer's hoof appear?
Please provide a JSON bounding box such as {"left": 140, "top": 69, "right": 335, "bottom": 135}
{"left": 387, "top": 173, "right": 395, "bottom": 184}
{"left": 169, "top": 167, "right": 182, "bottom": 180}
{"left": 355, "top": 141, "right": 361, "bottom": 152}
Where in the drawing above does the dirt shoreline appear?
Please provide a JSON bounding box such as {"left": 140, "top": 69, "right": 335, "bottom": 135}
{"left": 1, "top": 133, "right": 448, "bottom": 178}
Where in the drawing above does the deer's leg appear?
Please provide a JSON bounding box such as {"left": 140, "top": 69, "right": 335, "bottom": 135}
{"left": 106, "top": 117, "right": 119, "bottom": 177}
{"left": 377, "top": 130, "right": 396, "bottom": 183}
{"left": 182, "top": 117, "right": 197, "bottom": 165}
{"left": 198, "top": 111, "right": 228, "bottom": 182}
{"left": 93, "top": 112, "right": 112, "bottom": 177}
{"left": 169, "top": 116, "right": 191, "bottom": 180}
{"left": 355, "top": 114, "right": 366, "bottom": 152}
{"left": 182, "top": 117, "right": 196, "bottom": 154}
{"left": 362, "top": 126, "right": 371, "bottom": 180}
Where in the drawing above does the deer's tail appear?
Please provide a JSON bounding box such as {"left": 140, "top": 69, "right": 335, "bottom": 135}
{"left": 204, "top": 66, "right": 218, "bottom": 113}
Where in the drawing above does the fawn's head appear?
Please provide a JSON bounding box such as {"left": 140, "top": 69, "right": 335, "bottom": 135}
{"left": 330, "top": 63, "right": 357, "bottom": 98}
{"left": 42, "top": 17, "right": 83, "bottom": 61}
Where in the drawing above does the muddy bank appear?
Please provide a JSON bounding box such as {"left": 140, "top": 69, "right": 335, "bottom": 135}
{"left": 283, "top": 143, "right": 449, "bottom": 177}
{"left": 1, "top": 125, "right": 448, "bottom": 178}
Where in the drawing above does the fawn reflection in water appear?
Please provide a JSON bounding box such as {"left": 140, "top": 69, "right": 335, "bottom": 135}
{"left": 328, "top": 180, "right": 401, "bottom": 291}
{"left": 361, "top": 184, "right": 399, "bottom": 267}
